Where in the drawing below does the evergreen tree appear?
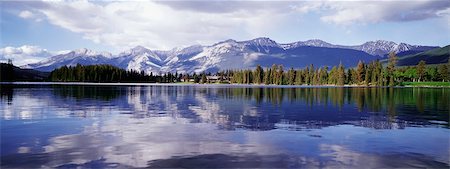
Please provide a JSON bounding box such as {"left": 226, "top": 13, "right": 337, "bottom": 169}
{"left": 328, "top": 66, "right": 337, "bottom": 85}
{"left": 337, "top": 63, "right": 345, "bottom": 86}
{"left": 287, "top": 67, "right": 295, "bottom": 85}
{"left": 271, "top": 64, "right": 278, "bottom": 85}
{"left": 201, "top": 73, "right": 207, "bottom": 83}
{"left": 309, "top": 64, "right": 314, "bottom": 85}
{"left": 347, "top": 69, "right": 353, "bottom": 85}
{"left": 305, "top": 66, "right": 310, "bottom": 85}
{"left": 277, "top": 65, "right": 284, "bottom": 85}
{"left": 387, "top": 52, "right": 398, "bottom": 86}
{"left": 356, "top": 60, "right": 365, "bottom": 84}
{"left": 193, "top": 73, "right": 200, "bottom": 83}
{"left": 0, "top": 59, "right": 15, "bottom": 82}
{"left": 295, "top": 70, "right": 303, "bottom": 85}
{"left": 254, "top": 65, "right": 263, "bottom": 84}
{"left": 264, "top": 68, "right": 271, "bottom": 85}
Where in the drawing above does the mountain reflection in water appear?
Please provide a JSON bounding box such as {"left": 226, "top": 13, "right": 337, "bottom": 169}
{"left": 0, "top": 84, "right": 449, "bottom": 168}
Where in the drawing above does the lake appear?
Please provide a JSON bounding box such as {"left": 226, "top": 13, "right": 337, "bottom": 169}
{"left": 1, "top": 83, "right": 449, "bottom": 168}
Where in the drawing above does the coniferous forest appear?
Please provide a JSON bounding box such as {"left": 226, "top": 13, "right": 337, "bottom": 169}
{"left": 2, "top": 53, "right": 449, "bottom": 86}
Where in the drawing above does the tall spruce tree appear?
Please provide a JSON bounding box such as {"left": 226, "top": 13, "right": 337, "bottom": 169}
{"left": 337, "top": 63, "right": 345, "bottom": 86}
{"left": 254, "top": 65, "right": 263, "bottom": 84}
{"left": 356, "top": 60, "right": 365, "bottom": 84}
{"left": 387, "top": 52, "right": 398, "bottom": 86}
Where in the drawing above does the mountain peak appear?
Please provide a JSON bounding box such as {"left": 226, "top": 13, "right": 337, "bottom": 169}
{"left": 364, "top": 40, "right": 397, "bottom": 46}
{"left": 124, "top": 45, "right": 154, "bottom": 56}
{"left": 24, "top": 38, "right": 439, "bottom": 74}
{"left": 72, "top": 48, "right": 110, "bottom": 57}
{"left": 281, "top": 39, "right": 334, "bottom": 49}
{"left": 73, "top": 48, "right": 89, "bottom": 55}
{"left": 131, "top": 45, "right": 151, "bottom": 52}
{"left": 243, "top": 37, "right": 279, "bottom": 47}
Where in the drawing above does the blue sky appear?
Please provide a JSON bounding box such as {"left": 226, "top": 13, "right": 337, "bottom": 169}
{"left": 1, "top": 0, "right": 450, "bottom": 65}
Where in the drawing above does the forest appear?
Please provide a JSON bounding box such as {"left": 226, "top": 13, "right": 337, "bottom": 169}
{"left": 226, "top": 54, "right": 449, "bottom": 86}
{"left": 2, "top": 53, "right": 449, "bottom": 86}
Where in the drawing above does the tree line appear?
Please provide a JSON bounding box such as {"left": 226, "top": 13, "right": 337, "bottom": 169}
{"left": 0, "top": 60, "right": 14, "bottom": 82}
{"left": 4, "top": 53, "right": 450, "bottom": 85}
{"left": 48, "top": 53, "right": 446, "bottom": 86}
{"left": 49, "top": 64, "right": 193, "bottom": 83}
{"left": 50, "top": 64, "right": 158, "bottom": 82}
{"left": 227, "top": 53, "right": 449, "bottom": 86}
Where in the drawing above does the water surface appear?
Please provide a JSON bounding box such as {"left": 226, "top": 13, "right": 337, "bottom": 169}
{"left": 1, "top": 84, "right": 449, "bottom": 168}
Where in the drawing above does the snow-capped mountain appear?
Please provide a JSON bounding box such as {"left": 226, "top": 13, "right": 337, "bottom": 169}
{"left": 281, "top": 39, "right": 335, "bottom": 49}
{"left": 281, "top": 40, "right": 436, "bottom": 56}
{"left": 111, "top": 46, "right": 164, "bottom": 73}
{"left": 24, "top": 38, "right": 438, "bottom": 74}
{"left": 23, "top": 48, "right": 112, "bottom": 72}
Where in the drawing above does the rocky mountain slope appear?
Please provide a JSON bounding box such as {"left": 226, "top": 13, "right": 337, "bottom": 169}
{"left": 24, "top": 38, "right": 439, "bottom": 74}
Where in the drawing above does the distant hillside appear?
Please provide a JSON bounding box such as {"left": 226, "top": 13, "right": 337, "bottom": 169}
{"left": 394, "top": 45, "right": 449, "bottom": 66}
{"left": 0, "top": 63, "right": 49, "bottom": 81}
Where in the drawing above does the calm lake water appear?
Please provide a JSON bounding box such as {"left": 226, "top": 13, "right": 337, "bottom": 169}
{"left": 1, "top": 83, "right": 449, "bottom": 168}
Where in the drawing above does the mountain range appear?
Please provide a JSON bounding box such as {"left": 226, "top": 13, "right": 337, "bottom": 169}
{"left": 23, "top": 38, "right": 441, "bottom": 74}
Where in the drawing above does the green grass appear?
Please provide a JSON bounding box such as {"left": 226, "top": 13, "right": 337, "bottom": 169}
{"left": 401, "top": 81, "right": 450, "bottom": 87}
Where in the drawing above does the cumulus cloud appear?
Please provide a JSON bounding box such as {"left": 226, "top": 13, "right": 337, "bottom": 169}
{"left": 13, "top": 1, "right": 290, "bottom": 50}
{"left": 7, "top": 0, "right": 450, "bottom": 50}
{"left": 320, "top": 1, "right": 450, "bottom": 25}
{"left": 0, "top": 45, "right": 62, "bottom": 66}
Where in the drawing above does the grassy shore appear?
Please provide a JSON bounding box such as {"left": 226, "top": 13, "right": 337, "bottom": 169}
{"left": 401, "top": 81, "right": 450, "bottom": 87}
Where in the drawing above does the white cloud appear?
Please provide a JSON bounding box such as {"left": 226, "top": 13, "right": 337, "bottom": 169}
{"left": 18, "top": 10, "right": 43, "bottom": 22}
{"left": 320, "top": 1, "right": 450, "bottom": 25}
{"left": 0, "top": 45, "right": 61, "bottom": 66}
{"left": 18, "top": 10, "right": 34, "bottom": 19}
{"left": 9, "top": 1, "right": 450, "bottom": 50}
{"left": 11, "top": 1, "right": 292, "bottom": 50}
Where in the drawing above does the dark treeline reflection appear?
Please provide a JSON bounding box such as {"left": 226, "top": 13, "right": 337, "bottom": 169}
{"left": 2, "top": 84, "right": 448, "bottom": 129}
{"left": 217, "top": 87, "right": 449, "bottom": 114}
{"left": 51, "top": 85, "right": 127, "bottom": 101}
{"left": 0, "top": 85, "right": 14, "bottom": 104}
{"left": 203, "top": 87, "right": 449, "bottom": 129}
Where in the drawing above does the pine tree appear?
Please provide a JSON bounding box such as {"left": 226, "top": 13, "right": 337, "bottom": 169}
{"left": 254, "top": 65, "right": 263, "bottom": 84}
{"left": 320, "top": 66, "right": 328, "bottom": 85}
{"left": 201, "top": 73, "right": 207, "bottom": 83}
{"left": 295, "top": 70, "right": 303, "bottom": 85}
{"left": 193, "top": 73, "right": 200, "bottom": 83}
{"left": 337, "top": 63, "right": 345, "bottom": 86}
{"left": 356, "top": 60, "right": 365, "bottom": 84}
{"left": 287, "top": 67, "right": 295, "bottom": 85}
{"left": 387, "top": 52, "right": 398, "bottom": 86}
{"left": 264, "top": 68, "right": 271, "bottom": 85}
{"left": 270, "top": 64, "right": 278, "bottom": 85}
{"left": 328, "top": 66, "right": 337, "bottom": 85}
{"left": 277, "top": 65, "right": 284, "bottom": 85}
{"left": 305, "top": 66, "right": 310, "bottom": 85}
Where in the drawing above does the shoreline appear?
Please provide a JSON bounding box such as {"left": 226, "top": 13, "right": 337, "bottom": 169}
{"left": 1, "top": 81, "right": 449, "bottom": 88}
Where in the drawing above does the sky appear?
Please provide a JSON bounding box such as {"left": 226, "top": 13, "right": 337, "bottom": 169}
{"left": 1, "top": 0, "right": 450, "bottom": 66}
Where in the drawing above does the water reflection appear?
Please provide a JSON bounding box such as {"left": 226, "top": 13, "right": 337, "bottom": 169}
{"left": 1, "top": 84, "right": 449, "bottom": 168}
{"left": 3, "top": 84, "right": 447, "bottom": 129}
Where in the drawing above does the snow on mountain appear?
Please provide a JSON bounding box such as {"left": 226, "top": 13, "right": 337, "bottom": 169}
{"left": 281, "top": 39, "right": 334, "bottom": 49}
{"left": 23, "top": 48, "right": 112, "bottom": 71}
{"left": 241, "top": 37, "right": 282, "bottom": 53}
{"left": 23, "top": 38, "right": 438, "bottom": 74}
{"left": 112, "top": 46, "right": 164, "bottom": 73}
{"left": 282, "top": 39, "right": 435, "bottom": 57}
